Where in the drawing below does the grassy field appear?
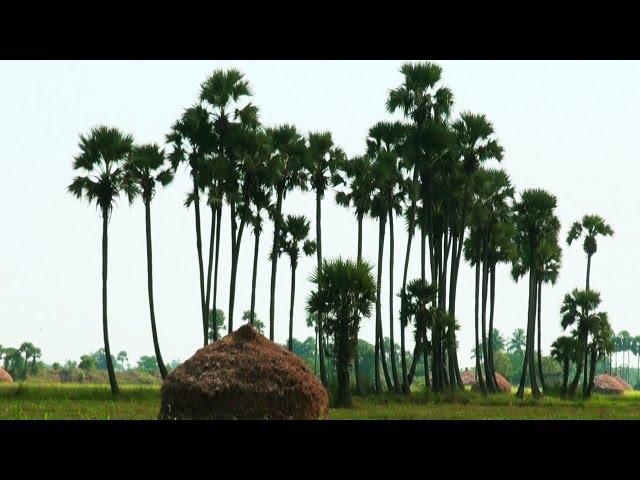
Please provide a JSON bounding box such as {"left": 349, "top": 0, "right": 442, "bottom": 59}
{"left": 1, "top": 383, "right": 640, "bottom": 420}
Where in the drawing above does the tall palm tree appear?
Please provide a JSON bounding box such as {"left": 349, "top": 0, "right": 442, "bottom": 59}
{"left": 566, "top": 214, "right": 613, "bottom": 291}
{"left": 512, "top": 189, "right": 560, "bottom": 398}
{"left": 307, "top": 131, "right": 344, "bottom": 387}
{"left": 200, "top": 68, "right": 257, "bottom": 334}
{"left": 122, "top": 143, "right": 174, "bottom": 379}
{"left": 267, "top": 125, "right": 310, "bottom": 341}
{"left": 166, "top": 105, "right": 215, "bottom": 344}
{"left": 274, "top": 215, "right": 316, "bottom": 350}
{"left": 368, "top": 121, "right": 407, "bottom": 394}
{"left": 334, "top": 154, "right": 375, "bottom": 394}
{"left": 68, "top": 126, "right": 134, "bottom": 394}
{"left": 307, "top": 258, "right": 376, "bottom": 407}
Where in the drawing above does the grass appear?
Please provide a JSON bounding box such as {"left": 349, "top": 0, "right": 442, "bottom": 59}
{"left": 1, "top": 383, "right": 640, "bottom": 420}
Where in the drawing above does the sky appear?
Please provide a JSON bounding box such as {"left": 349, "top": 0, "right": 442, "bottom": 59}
{"left": 0, "top": 60, "right": 637, "bottom": 368}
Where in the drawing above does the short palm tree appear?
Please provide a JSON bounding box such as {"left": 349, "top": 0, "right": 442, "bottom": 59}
{"left": 68, "top": 126, "right": 134, "bottom": 394}
{"left": 585, "top": 311, "right": 613, "bottom": 398}
{"left": 307, "top": 258, "right": 376, "bottom": 407}
{"left": 550, "top": 335, "right": 580, "bottom": 397}
{"left": 560, "top": 288, "right": 604, "bottom": 398}
{"left": 122, "top": 143, "right": 174, "bottom": 379}
{"left": 273, "top": 215, "right": 316, "bottom": 351}
{"left": 512, "top": 188, "right": 560, "bottom": 398}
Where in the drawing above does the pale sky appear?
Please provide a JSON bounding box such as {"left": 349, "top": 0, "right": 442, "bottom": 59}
{"left": 0, "top": 60, "right": 636, "bottom": 368}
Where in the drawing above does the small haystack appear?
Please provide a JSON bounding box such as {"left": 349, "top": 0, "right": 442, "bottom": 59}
{"left": 461, "top": 369, "right": 476, "bottom": 386}
{"left": 471, "top": 372, "right": 512, "bottom": 393}
{"left": 613, "top": 375, "right": 633, "bottom": 391}
{"left": 159, "top": 324, "right": 328, "bottom": 420}
{"left": 0, "top": 367, "right": 13, "bottom": 383}
{"left": 592, "top": 374, "right": 627, "bottom": 394}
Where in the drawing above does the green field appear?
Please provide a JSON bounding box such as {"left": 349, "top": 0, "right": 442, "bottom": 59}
{"left": 2, "top": 383, "right": 640, "bottom": 420}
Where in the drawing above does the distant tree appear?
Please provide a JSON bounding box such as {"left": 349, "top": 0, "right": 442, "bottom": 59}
{"left": 241, "top": 310, "right": 265, "bottom": 334}
{"left": 117, "top": 351, "right": 128, "bottom": 371}
{"left": 78, "top": 354, "right": 97, "bottom": 371}
{"left": 137, "top": 355, "right": 160, "bottom": 374}
{"left": 208, "top": 309, "right": 227, "bottom": 342}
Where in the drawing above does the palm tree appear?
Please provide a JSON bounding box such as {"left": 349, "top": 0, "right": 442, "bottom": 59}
{"left": 241, "top": 310, "right": 265, "bottom": 334}
{"left": 512, "top": 189, "right": 560, "bottom": 398}
{"left": 566, "top": 214, "right": 613, "bottom": 291}
{"left": 307, "top": 131, "right": 345, "bottom": 387}
{"left": 618, "top": 330, "right": 631, "bottom": 382}
{"left": 274, "top": 215, "right": 316, "bottom": 351}
{"left": 199, "top": 68, "right": 257, "bottom": 334}
{"left": 166, "top": 106, "right": 215, "bottom": 344}
{"left": 68, "top": 126, "right": 134, "bottom": 394}
{"left": 585, "top": 311, "right": 613, "bottom": 398}
{"left": 122, "top": 143, "right": 174, "bottom": 379}
{"left": 117, "top": 351, "right": 128, "bottom": 371}
{"left": 551, "top": 335, "right": 580, "bottom": 397}
{"left": 19, "top": 342, "right": 35, "bottom": 378}
{"left": 400, "top": 279, "right": 439, "bottom": 391}
{"left": 560, "top": 288, "right": 604, "bottom": 398}
{"left": 307, "top": 258, "right": 376, "bottom": 407}
{"left": 334, "top": 154, "right": 375, "bottom": 394}
{"left": 267, "top": 125, "right": 310, "bottom": 341}
{"left": 508, "top": 328, "right": 526, "bottom": 354}
{"left": 368, "top": 121, "right": 407, "bottom": 394}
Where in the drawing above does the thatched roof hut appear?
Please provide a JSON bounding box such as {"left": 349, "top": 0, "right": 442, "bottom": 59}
{"left": 159, "top": 324, "right": 328, "bottom": 420}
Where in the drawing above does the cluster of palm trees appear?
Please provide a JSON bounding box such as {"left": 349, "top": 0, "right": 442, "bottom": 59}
{"left": 0, "top": 342, "right": 42, "bottom": 379}
{"left": 68, "top": 62, "right": 618, "bottom": 402}
{"left": 608, "top": 331, "right": 640, "bottom": 385}
{"left": 551, "top": 215, "right": 614, "bottom": 398}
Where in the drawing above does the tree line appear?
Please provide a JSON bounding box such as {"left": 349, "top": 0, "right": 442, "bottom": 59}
{"left": 68, "top": 62, "right": 616, "bottom": 406}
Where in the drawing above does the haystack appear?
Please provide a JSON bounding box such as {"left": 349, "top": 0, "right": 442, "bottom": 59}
{"left": 159, "top": 324, "right": 328, "bottom": 420}
{"left": 592, "top": 374, "right": 627, "bottom": 394}
{"left": 613, "top": 375, "right": 633, "bottom": 391}
{"left": 461, "top": 369, "right": 476, "bottom": 386}
{"left": 471, "top": 372, "right": 512, "bottom": 393}
{"left": 0, "top": 367, "right": 13, "bottom": 383}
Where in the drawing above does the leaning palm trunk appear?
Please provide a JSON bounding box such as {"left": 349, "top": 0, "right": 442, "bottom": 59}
{"left": 480, "top": 252, "right": 495, "bottom": 393}
{"left": 204, "top": 204, "right": 216, "bottom": 345}
{"left": 144, "top": 200, "right": 168, "bottom": 379}
{"left": 400, "top": 219, "right": 414, "bottom": 394}
{"left": 388, "top": 211, "right": 401, "bottom": 393}
{"left": 249, "top": 228, "right": 260, "bottom": 326}
{"left": 536, "top": 281, "right": 546, "bottom": 391}
{"left": 487, "top": 264, "right": 499, "bottom": 390}
{"left": 561, "top": 358, "right": 570, "bottom": 397}
{"left": 586, "top": 348, "right": 597, "bottom": 398}
{"left": 269, "top": 191, "right": 283, "bottom": 341}
{"left": 101, "top": 210, "right": 119, "bottom": 394}
{"left": 228, "top": 202, "right": 246, "bottom": 333}
{"left": 193, "top": 185, "right": 208, "bottom": 345}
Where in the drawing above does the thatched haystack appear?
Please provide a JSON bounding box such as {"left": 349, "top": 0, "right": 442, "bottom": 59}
{"left": 159, "top": 324, "right": 328, "bottom": 420}
{"left": 471, "top": 372, "right": 512, "bottom": 393}
{"left": 0, "top": 367, "right": 12, "bottom": 383}
{"left": 613, "top": 375, "right": 633, "bottom": 391}
{"left": 592, "top": 374, "right": 627, "bottom": 394}
{"left": 461, "top": 369, "right": 476, "bottom": 386}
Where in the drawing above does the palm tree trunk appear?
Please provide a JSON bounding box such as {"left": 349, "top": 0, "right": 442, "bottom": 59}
{"left": 375, "top": 216, "right": 393, "bottom": 392}
{"left": 407, "top": 341, "right": 422, "bottom": 386}
{"left": 480, "top": 249, "right": 494, "bottom": 393}
{"left": 269, "top": 191, "right": 283, "bottom": 341}
{"left": 336, "top": 332, "right": 352, "bottom": 407}
{"left": 193, "top": 185, "right": 207, "bottom": 345}
{"left": 536, "top": 280, "right": 546, "bottom": 391}
{"left": 144, "top": 200, "right": 168, "bottom": 379}
{"left": 315, "top": 191, "right": 327, "bottom": 387}
{"left": 488, "top": 263, "right": 498, "bottom": 389}
{"left": 354, "top": 212, "right": 364, "bottom": 395}
{"left": 102, "top": 210, "right": 119, "bottom": 394}
{"left": 288, "top": 262, "right": 296, "bottom": 351}
{"left": 561, "top": 358, "right": 569, "bottom": 397}
{"left": 228, "top": 203, "right": 246, "bottom": 333}
{"left": 517, "top": 265, "right": 536, "bottom": 398}
{"left": 400, "top": 218, "right": 414, "bottom": 395}
{"left": 474, "top": 244, "right": 486, "bottom": 395}
{"left": 448, "top": 231, "right": 465, "bottom": 390}
{"left": 204, "top": 203, "right": 216, "bottom": 345}
{"left": 249, "top": 227, "right": 260, "bottom": 327}
{"left": 388, "top": 210, "right": 400, "bottom": 393}
{"left": 527, "top": 266, "right": 541, "bottom": 398}
{"left": 212, "top": 205, "right": 222, "bottom": 340}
